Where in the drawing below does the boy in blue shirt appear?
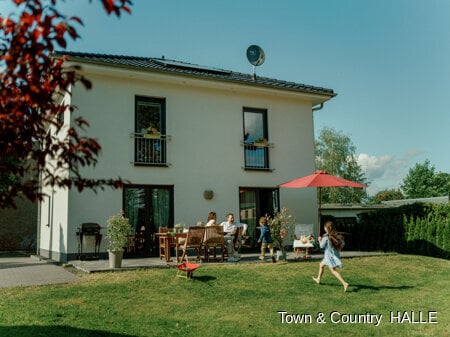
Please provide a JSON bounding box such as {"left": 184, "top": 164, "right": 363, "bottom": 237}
{"left": 257, "top": 216, "right": 275, "bottom": 262}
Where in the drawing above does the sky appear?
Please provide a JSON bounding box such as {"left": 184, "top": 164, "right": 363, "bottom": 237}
{"left": 2, "top": 0, "right": 449, "bottom": 196}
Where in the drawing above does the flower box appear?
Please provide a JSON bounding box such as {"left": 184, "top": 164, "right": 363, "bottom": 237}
{"left": 143, "top": 134, "right": 161, "bottom": 139}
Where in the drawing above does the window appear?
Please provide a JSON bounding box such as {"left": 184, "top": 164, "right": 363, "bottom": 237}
{"left": 239, "top": 187, "right": 279, "bottom": 242}
{"left": 134, "top": 96, "right": 167, "bottom": 165}
{"left": 123, "top": 185, "right": 174, "bottom": 256}
{"left": 243, "top": 107, "right": 270, "bottom": 170}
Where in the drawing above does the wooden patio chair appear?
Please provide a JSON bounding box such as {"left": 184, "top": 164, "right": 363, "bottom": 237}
{"left": 158, "top": 227, "right": 175, "bottom": 260}
{"left": 134, "top": 226, "right": 147, "bottom": 253}
{"left": 233, "top": 224, "right": 248, "bottom": 253}
{"left": 179, "top": 226, "right": 205, "bottom": 262}
{"left": 203, "top": 225, "right": 226, "bottom": 261}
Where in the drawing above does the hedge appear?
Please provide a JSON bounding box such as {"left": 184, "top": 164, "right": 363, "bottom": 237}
{"left": 324, "top": 202, "right": 449, "bottom": 259}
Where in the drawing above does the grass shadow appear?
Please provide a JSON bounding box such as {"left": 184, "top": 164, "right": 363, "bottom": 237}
{"left": 0, "top": 325, "right": 138, "bottom": 337}
{"left": 192, "top": 275, "right": 217, "bottom": 283}
{"left": 349, "top": 284, "right": 414, "bottom": 293}
{"left": 350, "top": 283, "right": 414, "bottom": 293}
{"left": 315, "top": 282, "right": 414, "bottom": 293}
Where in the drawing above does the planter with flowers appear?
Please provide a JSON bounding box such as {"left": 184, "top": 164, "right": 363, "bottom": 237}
{"left": 253, "top": 137, "right": 268, "bottom": 147}
{"left": 105, "top": 210, "right": 132, "bottom": 269}
{"left": 144, "top": 125, "right": 160, "bottom": 139}
{"left": 267, "top": 207, "right": 296, "bottom": 261}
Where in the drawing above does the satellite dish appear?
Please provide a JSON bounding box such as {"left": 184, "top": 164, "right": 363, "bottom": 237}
{"left": 247, "top": 45, "right": 265, "bottom": 66}
{"left": 246, "top": 45, "right": 265, "bottom": 79}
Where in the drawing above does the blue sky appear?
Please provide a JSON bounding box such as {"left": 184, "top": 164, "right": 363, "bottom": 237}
{"left": 3, "top": 0, "right": 449, "bottom": 195}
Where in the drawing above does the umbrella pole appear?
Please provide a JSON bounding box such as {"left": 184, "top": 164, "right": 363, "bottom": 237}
{"left": 317, "top": 187, "right": 321, "bottom": 236}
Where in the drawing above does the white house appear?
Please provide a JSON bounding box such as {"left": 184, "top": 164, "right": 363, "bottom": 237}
{"left": 38, "top": 51, "right": 336, "bottom": 262}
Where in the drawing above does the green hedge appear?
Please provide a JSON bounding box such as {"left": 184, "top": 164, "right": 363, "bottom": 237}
{"left": 326, "top": 202, "right": 449, "bottom": 259}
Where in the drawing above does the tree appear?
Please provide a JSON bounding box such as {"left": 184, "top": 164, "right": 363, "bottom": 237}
{"left": 374, "top": 188, "right": 404, "bottom": 202}
{"left": 0, "top": 0, "right": 131, "bottom": 208}
{"left": 401, "top": 159, "right": 450, "bottom": 198}
{"left": 315, "top": 127, "right": 369, "bottom": 203}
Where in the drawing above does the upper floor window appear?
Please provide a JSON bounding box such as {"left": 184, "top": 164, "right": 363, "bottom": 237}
{"left": 133, "top": 96, "right": 168, "bottom": 166}
{"left": 136, "top": 96, "right": 165, "bottom": 136}
{"left": 243, "top": 107, "right": 271, "bottom": 170}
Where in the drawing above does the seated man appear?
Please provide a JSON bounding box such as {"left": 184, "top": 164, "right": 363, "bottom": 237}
{"left": 220, "top": 213, "right": 243, "bottom": 262}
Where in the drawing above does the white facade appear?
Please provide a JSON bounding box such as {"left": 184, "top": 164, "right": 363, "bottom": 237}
{"left": 38, "top": 55, "right": 335, "bottom": 262}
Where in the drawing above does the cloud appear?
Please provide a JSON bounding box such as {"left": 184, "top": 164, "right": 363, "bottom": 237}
{"left": 358, "top": 153, "right": 394, "bottom": 180}
{"left": 357, "top": 150, "right": 423, "bottom": 195}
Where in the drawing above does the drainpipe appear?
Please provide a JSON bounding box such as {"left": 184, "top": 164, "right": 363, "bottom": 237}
{"left": 36, "top": 157, "right": 42, "bottom": 259}
{"left": 312, "top": 102, "right": 324, "bottom": 231}
{"left": 312, "top": 103, "right": 324, "bottom": 112}
{"left": 36, "top": 193, "right": 41, "bottom": 258}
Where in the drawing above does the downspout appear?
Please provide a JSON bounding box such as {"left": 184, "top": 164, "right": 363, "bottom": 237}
{"left": 312, "top": 103, "right": 324, "bottom": 112}
{"left": 36, "top": 143, "right": 42, "bottom": 258}
{"left": 312, "top": 102, "right": 324, "bottom": 235}
{"left": 36, "top": 174, "right": 41, "bottom": 258}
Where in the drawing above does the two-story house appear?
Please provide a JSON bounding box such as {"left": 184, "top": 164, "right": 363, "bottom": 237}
{"left": 38, "top": 51, "right": 336, "bottom": 262}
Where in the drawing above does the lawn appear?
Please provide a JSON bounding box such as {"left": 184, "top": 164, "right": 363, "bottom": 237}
{"left": 0, "top": 254, "right": 448, "bottom": 337}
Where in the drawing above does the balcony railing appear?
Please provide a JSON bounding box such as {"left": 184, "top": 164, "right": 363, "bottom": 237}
{"left": 242, "top": 142, "right": 273, "bottom": 171}
{"left": 131, "top": 133, "right": 170, "bottom": 166}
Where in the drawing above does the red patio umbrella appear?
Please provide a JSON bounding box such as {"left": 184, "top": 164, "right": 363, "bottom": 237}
{"left": 279, "top": 170, "right": 367, "bottom": 234}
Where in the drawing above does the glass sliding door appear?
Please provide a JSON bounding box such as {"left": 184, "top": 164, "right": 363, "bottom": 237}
{"left": 123, "top": 185, "right": 173, "bottom": 256}
{"left": 239, "top": 187, "right": 279, "bottom": 246}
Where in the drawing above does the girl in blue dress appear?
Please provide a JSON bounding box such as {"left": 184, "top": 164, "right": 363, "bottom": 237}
{"left": 312, "top": 221, "right": 349, "bottom": 292}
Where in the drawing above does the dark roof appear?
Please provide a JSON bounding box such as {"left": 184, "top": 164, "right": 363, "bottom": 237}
{"left": 54, "top": 51, "right": 336, "bottom": 98}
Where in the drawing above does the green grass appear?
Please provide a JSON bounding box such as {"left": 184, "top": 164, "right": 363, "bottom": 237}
{"left": 0, "top": 255, "right": 448, "bottom": 337}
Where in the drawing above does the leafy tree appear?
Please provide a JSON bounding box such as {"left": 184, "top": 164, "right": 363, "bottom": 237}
{"left": 315, "top": 127, "right": 369, "bottom": 203}
{"left": 374, "top": 188, "right": 404, "bottom": 202}
{"left": 401, "top": 159, "right": 450, "bottom": 198}
{"left": 0, "top": 0, "right": 131, "bottom": 208}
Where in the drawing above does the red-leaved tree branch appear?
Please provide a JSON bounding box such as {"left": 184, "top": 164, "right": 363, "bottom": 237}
{"left": 0, "top": 0, "right": 132, "bottom": 208}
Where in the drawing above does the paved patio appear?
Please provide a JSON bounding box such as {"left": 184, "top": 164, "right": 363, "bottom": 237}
{"left": 68, "top": 250, "right": 388, "bottom": 273}
{"left": 0, "top": 254, "right": 81, "bottom": 288}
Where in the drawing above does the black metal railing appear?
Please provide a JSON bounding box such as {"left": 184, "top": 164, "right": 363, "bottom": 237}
{"left": 132, "top": 133, "right": 169, "bottom": 166}
{"left": 243, "top": 142, "right": 272, "bottom": 170}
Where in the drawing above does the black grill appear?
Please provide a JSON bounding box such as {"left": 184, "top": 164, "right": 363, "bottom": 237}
{"left": 76, "top": 223, "right": 102, "bottom": 260}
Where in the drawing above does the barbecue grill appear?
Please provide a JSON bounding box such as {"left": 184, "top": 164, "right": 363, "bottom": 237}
{"left": 76, "top": 223, "right": 102, "bottom": 260}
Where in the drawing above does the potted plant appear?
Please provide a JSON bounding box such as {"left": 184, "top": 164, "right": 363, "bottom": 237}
{"left": 105, "top": 210, "right": 132, "bottom": 268}
{"left": 144, "top": 124, "right": 160, "bottom": 139}
{"left": 174, "top": 223, "right": 185, "bottom": 233}
{"left": 267, "top": 207, "right": 296, "bottom": 261}
{"left": 253, "top": 137, "right": 268, "bottom": 147}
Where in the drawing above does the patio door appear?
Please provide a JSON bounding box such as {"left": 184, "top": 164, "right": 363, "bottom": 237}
{"left": 123, "top": 185, "right": 173, "bottom": 255}
{"left": 239, "top": 187, "right": 279, "bottom": 245}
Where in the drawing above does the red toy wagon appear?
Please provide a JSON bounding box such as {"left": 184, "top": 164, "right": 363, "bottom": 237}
{"left": 176, "top": 262, "right": 200, "bottom": 280}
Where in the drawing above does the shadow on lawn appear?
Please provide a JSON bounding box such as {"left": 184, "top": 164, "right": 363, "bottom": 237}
{"left": 189, "top": 275, "right": 217, "bottom": 284}
{"left": 349, "top": 284, "right": 414, "bottom": 293}
{"left": 316, "top": 282, "right": 414, "bottom": 293}
{"left": 0, "top": 325, "right": 138, "bottom": 337}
